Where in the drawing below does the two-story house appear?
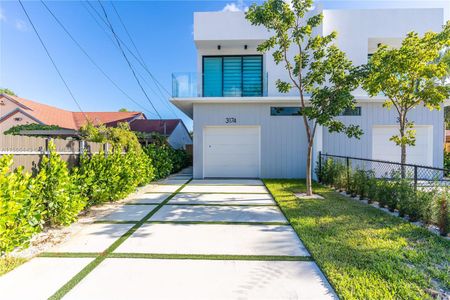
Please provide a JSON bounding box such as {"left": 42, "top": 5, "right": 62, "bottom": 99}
{"left": 171, "top": 6, "right": 447, "bottom": 179}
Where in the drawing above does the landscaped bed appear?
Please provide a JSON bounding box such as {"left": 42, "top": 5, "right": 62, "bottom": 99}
{"left": 264, "top": 179, "right": 450, "bottom": 300}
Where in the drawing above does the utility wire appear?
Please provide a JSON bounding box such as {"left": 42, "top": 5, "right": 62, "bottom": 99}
{"left": 40, "top": 0, "right": 159, "bottom": 118}
{"left": 86, "top": 1, "right": 172, "bottom": 98}
{"left": 18, "top": 0, "right": 88, "bottom": 121}
{"left": 97, "top": 0, "right": 162, "bottom": 119}
{"left": 110, "top": 1, "right": 180, "bottom": 118}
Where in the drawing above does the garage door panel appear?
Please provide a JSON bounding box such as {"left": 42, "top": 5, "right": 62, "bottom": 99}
{"left": 204, "top": 127, "right": 260, "bottom": 178}
{"left": 372, "top": 126, "right": 433, "bottom": 166}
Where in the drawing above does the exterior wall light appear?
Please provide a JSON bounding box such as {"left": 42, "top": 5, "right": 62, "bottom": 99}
{"left": 217, "top": 45, "right": 221, "bottom": 50}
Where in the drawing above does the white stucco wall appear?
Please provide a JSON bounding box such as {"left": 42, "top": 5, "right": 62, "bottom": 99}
{"left": 322, "top": 102, "right": 444, "bottom": 168}
{"left": 193, "top": 102, "right": 310, "bottom": 179}
{"left": 168, "top": 122, "right": 193, "bottom": 149}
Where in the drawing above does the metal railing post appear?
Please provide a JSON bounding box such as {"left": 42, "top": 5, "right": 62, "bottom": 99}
{"left": 318, "top": 151, "right": 322, "bottom": 183}
{"left": 346, "top": 157, "right": 350, "bottom": 192}
{"left": 414, "top": 165, "right": 418, "bottom": 192}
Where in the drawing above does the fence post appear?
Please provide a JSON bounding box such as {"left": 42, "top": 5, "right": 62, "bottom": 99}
{"left": 45, "top": 138, "right": 51, "bottom": 158}
{"left": 414, "top": 165, "right": 418, "bottom": 192}
{"left": 346, "top": 156, "right": 350, "bottom": 192}
{"left": 103, "top": 143, "right": 109, "bottom": 158}
{"left": 318, "top": 151, "right": 322, "bottom": 183}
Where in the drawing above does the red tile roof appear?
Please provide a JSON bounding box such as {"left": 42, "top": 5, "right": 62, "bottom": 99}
{"left": 130, "top": 119, "right": 181, "bottom": 135}
{"left": 1, "top": 94, "right": 145, "bottom": 130}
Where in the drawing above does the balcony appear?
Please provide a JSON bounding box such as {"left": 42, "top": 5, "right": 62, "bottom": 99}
{"left": 172, "top": 72, "right": 268, "bottom": 98}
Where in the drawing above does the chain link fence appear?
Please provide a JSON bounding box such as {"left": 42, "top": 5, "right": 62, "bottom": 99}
{"left": 318, "top": 152, "right": 449, "bottom": 192}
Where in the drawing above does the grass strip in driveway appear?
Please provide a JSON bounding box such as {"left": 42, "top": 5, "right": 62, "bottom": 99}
{"left": 48, "top": 179, "right": 192, "bottom": 300}
{"left": 145, "top": 220, "right": 289, "bottom": 225}
{"left": 164, "top": 203, "right": 276, "bottom": 207}
{"left": 263, "top": 179, "right": 450, "bottom": 300}
{"left": 108, "top": 253, "right": 312, "bottom": 261}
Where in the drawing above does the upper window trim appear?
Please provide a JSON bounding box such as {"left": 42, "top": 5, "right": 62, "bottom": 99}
{"left": 202, "top": 55, "right": 263, "bottom": 97}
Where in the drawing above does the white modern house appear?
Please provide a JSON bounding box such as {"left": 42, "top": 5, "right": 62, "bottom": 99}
{"left": 171, "top": 5, "right": 447, "bottom": 179}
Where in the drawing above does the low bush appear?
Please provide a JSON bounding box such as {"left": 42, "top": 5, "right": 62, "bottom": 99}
{"left": 0, "top": 156, "right": 43, "bottom": 255}
{"left": 36, "top": 143, "right": 86, "bottom": 226}
{"left": 143, "top": 143, "right": 190, "bottom": 179}
{"left": 436, "top": 191, "right": 449, "bottom": 236}
{"left": 317, "top": 159, "right": 449, "bottom": 236}
{"left": 76, "top": 149, "right": 154, "bottom": 206}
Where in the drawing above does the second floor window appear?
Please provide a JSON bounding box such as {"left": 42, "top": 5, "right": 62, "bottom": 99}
{"left": 203, "top": 55, "right": 263, "bottom": 97}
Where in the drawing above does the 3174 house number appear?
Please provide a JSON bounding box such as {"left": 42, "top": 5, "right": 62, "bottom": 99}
{"left": 225, "top": 117, "right": 237, "bottom": 124}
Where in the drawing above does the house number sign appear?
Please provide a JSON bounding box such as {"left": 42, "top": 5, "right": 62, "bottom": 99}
{"left": 225, "top": 117, "right": 237, "bottom": 124}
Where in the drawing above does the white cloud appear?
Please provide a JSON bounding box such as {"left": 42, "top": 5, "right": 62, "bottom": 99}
{"left": 0, "top": 8, "right": 6, "bottom": 22}
{"left": 15, "top": 19, "right": 28, "bottom": 31}
{"left": 222, "top": 0, "right": 248, "bottom": 12}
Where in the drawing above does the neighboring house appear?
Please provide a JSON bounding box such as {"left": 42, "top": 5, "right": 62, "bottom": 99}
{"left": 171, "top": 6, "right": 447, "bottom": 179}
{"left": 0, "top": 94, "right": 146, "bottom": 133}
{"left": 130, "top": 119, "right": 192, "bottom": 149}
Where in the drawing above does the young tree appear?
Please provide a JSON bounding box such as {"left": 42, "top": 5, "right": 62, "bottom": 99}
{"left": 0, "top": 88, "right": 17, "bottom": 96}
{"left": 363, "top": 23, "right": 450, "bottom": 170}
{"left": 246, "top": 0, "right": 362, "bottom": 195}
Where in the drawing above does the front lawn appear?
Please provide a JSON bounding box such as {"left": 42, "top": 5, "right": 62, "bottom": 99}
{"left": 264, "top": 179, "right": 450, "bottom": 300}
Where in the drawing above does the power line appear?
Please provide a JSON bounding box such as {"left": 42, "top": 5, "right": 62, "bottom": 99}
{"left": 97, "top": 0, "right": 162, "bottom": 119}
{"left": 40, "top": 0, "right": 159, "bottom": 118}
{"left": 86, "top": 1, "right": 172, "bottom": 98}
{"left": 18, "top": 0, "right": 87, "bottom": 121}
{"left": 109, "top": 1, "right": 180, "bottom": 118}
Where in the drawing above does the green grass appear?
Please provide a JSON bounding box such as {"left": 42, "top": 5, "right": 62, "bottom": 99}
{"left": 0, "top": 256, "right": 27, "bottom": 276}
{"left": 264, "top": 179, "right": 450, "bottom": 300}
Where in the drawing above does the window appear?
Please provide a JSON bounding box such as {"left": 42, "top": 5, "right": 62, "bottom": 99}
{"left": 341, "top": 107, "right": 361, "bottom": 116}
{"left": 203, "top": 55, "right": 263, "bottom": 97}
{"left": 271, "top": 107, "right": 302, "bottom": 116}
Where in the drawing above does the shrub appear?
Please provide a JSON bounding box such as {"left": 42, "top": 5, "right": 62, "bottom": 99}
{"left": 377, "top": 178, "right": 396, "bottom": 209}
{"left": 393, "top": 177, "right": 415, "bottom": 217}
{"left": 171, "top": 148, "right": 190, "bottom": 173}
{"left": 366, "top": 171, "right": 378, "bottom": 204}
{"left": 436, "top": 190, "right": 449, "bottom": 236}
{"left": 416, "top": 190, "right": 435, "bottom": 225}
{"left": 353, "top": 169, "right": 368, "bottom": 199}
{"left": 0, "top": 155, "right": 44, "bottom": 254}
{"left": 36, "top": 143, "right": 86, "bottom": 226}
{"left": 143, "top": 144, "right": 173, "bottom": 179}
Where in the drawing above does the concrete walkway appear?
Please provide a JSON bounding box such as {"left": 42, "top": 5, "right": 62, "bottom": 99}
{"left": 0, "top": 169, "right": 337, "bottom": 300}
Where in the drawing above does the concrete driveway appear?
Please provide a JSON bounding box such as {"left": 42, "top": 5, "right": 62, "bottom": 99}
{"left": 0, "top": 170, "right": 337, "bottom": 300}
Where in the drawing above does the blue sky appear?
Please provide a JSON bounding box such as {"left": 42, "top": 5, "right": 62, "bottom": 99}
{"left": 1, "top": 1, "right": 449, "bottom": 130}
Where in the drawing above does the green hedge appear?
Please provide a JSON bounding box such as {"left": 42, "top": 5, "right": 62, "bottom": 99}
{"left": 317, "top": 158, "right": 449, "bottom": 236}
{"left": 0, "top": 142, "right": 157, "bottom": 255}
{"left": 143, "top": 144, "right": 190, "bottom": 179}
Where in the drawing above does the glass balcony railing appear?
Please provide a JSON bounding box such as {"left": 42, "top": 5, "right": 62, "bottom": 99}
{"left": 172, "top": 72, "right": 268, "bottom": 98}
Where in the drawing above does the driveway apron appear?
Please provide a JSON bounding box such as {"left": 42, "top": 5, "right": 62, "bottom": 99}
{"left": 0, "top": 170, "right": 337, "bottom": 300}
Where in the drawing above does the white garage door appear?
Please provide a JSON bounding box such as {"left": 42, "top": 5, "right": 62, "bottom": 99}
{"left": 203, "top": 126, "right": 260, "bottom": 178}
{"left": 372, "top": 125, "right": 433, "bottom": 166}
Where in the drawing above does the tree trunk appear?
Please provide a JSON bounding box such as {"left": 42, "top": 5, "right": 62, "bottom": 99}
{"left": 306, "top": 142, "right": 313, "bottom": 196}
{"left": 399, "top": 118, "right": 406, "bottom": 179}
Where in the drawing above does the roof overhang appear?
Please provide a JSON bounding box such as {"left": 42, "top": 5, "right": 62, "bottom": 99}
{"left": 170, "top": 95, "right": 392, "bottom": 118}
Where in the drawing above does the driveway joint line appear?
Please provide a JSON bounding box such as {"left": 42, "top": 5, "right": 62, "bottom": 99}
{"left": 48, "top": 178, "right": 192, "bottom": 300}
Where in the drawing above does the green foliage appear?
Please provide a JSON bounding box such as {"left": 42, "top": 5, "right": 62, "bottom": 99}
{"left": 246, "top": 0, "right": 362, "bottom": 195}
{"left": 76, "top": 150, "right": 154, "bottom": 206}
{"left": 80, "top": 122, "right": 141, "bottom": 152}
{"left": 0, "top": 88, "right": 16, "bottom": 96}
{"left": 36, "top": 142, "right": 86, "bottom": 226}
{"left": 444, "top": 150, "right": 450, "bottom": 175}
{"left": 0, "top": 155, "right": 43, "bottom": 255}
{"left": 4, "top": 124, "right": 63, "bottom": 136}
{"left": 363, "top": 23, "right": 450, "bottom": 164}
{"left": 436, "top": 191, "right": 449, "bottom": 236}
{"left": 143, "top": 144, "right": 173, "bottom": 179}
{"left": 265, "top": 179, "right": 450, "bottom": 299}
{"left": 318, "top": 158, "right": 449, "bottom": 234}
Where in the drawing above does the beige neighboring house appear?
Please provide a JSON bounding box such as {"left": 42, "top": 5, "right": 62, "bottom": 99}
{"left": 0, "top": 93, "right": 146, "bottom": 134}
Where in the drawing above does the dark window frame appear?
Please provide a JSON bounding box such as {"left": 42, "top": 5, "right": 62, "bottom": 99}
{"left": 270, "top": 106, "right": 302, "bottom": 116}
{"left": 202, "top": 55, "right": 263, "bottom": 97}
{"left": 341, "top": 107, "right": 361, "bottom": 116}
